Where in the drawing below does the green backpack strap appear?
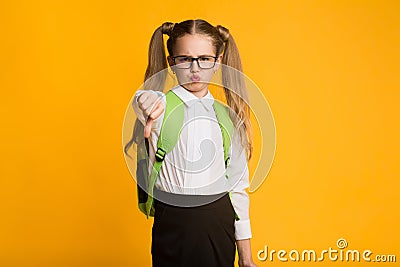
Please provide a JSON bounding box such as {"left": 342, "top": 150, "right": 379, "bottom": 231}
{"left": 144, "top": 90, "right": 184, "bottom": 218}
{"left": 212, "top": 100, "right": 234, "bottom": 173}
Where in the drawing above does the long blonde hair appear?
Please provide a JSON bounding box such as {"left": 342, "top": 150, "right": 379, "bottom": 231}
{"left": 126, "top": 19, "right": 253, "bottom": 160}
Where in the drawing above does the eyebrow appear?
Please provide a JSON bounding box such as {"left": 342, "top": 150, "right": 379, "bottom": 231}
{"left": 175, "top": 54, "right": 215, "bottom": 57}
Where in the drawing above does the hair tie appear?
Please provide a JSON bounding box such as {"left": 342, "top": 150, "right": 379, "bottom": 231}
{"left": 162, "top": 22, "right": 175, "bottom": 36}
{"left": 216, "top": 25, "right": 230, "bottom": 42}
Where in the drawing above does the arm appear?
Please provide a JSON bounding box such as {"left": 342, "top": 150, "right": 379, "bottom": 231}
{"left": 228, "top": 130, "right": 258, "bottom": 267}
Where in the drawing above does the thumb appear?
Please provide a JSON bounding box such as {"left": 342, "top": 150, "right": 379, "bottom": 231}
{"left": 144, "top": 117, "right": 153, "bottom": 138}
{"left": 143, "top": 100, "right": 164, "bottom": 138}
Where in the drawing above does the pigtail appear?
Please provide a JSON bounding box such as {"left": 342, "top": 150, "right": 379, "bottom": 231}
{"left": 216, "top": 25, "right": 253, "bottom": 160}
{"left": 124, "top": 22, "right": 174, "bottom": 157}
{"left": 143, "top": 22, "right": 175, "bottom": 91}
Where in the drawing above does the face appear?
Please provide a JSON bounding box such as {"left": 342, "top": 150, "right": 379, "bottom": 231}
{"left": 167, "top": 34, "right": 222, "bottom": 98}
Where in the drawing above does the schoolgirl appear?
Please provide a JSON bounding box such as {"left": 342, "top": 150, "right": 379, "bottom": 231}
{"left": 129, "top": 19, "right": 257, "bottom": 267}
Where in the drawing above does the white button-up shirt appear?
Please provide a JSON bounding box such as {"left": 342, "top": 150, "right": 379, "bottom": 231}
{"left": 132, "top": 84, "right": 252, "bottom": 240}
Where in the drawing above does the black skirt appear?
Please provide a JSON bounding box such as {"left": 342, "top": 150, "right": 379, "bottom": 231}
{"left": 151, "top": 188, "right": 236, "bottom": 267}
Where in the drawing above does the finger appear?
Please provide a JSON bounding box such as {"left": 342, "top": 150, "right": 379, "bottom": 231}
{"left": 144, "top": 98, "right": 162, "bottom": 117}
{"left": 140, "top": 93, "right": 160, "bottom": 111}
{"left": 138, "top": 92, "right": 156, "bottom": 112}
{"left": 137, "top": 92, "right": 151, "bottom": 107}
{"left": 149, "top": 102, "right": 164, "bottom": 120}
{"left": 144, "top": 102, "right": 164, "bottom": 138}
{"left": 144, "top": 117, "right": 153, "bottom": 138}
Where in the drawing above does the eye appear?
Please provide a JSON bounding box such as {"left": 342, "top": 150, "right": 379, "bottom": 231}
{"left": 179, "top": 57, "right": 191, "bottom": 63}
{"left": 199, "top": 57, "right": 212, "bottom": 62}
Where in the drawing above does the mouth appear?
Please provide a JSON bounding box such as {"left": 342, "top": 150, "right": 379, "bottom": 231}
{"left": 190, "top": 75, "right": 201, "bottom": 82}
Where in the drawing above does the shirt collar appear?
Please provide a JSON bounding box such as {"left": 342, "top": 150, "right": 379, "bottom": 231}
{"left": 171, "top": 84, "right": 214, "bottom": 111}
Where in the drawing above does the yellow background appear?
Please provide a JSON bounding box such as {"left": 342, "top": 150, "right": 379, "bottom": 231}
{"left": 1, "top": 0, "right": 399, "bottom": 266}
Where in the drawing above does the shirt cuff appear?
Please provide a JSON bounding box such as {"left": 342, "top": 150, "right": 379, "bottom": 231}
{"left": 234, "top": 219, "right": 252, "bottom": 240}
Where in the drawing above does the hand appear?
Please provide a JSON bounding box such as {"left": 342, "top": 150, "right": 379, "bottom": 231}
{"left": 136, "top": 91, "right": 164, "bottom": 138}
{"left": 238, "top": 259, "right": 258, "bottom": 267}
{"left": 236, "top": 239, "right": 258, "bottom": 267}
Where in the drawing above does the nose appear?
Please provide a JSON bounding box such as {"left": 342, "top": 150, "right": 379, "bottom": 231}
{"left": 190, "top": 58, "right": 200, "bottom": 72}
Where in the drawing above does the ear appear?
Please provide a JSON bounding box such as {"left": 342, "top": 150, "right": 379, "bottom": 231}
{"left": 214, "top": 54, "right": 223, "bottom": 72}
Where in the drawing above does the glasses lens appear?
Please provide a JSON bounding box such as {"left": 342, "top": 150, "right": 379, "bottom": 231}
{"left": 198, "top": 57, "right": 216, "bottom": 69}
{"left": 174, "top": 57, "right": 192, "bottom": 69}
{"left": 174, "top": 56, "right": 216, "bottom": 69}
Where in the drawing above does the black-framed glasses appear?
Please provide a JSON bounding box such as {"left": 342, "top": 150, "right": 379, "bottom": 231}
{"left": 172, "top": 56, "right": 218, "bottom": 69}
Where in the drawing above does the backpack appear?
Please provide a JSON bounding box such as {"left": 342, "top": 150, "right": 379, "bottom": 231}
{"left": 135, "top": 90, "right": 239, "bottom": 220}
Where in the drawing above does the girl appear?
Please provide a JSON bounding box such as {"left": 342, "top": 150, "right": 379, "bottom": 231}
{"left": 128, "top": 19, "right": 257, "bottom": 267}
